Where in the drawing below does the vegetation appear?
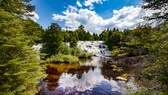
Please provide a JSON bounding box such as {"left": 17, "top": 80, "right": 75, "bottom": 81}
{"left": 71, "top": 47, "right": 93, "bottom": 58}
{"left": 46, "top": 63, "right": 80, "bottom": 73}
{"left": 98, "top": 1, "right": 168, "bottom": 92}
{"left": 99, "top": 23, "right": 168, "bottom": 94}
{"left": 0, "top": 0, "right": 167, "bottom": 94}
{"left": 0, "top": 0, "right": 45, "bottom": 95}
{"left": 40, "top": 24, "right": 93, "bottom": 63}
{"left": 41, "top": 23, "right": 63, "bottom": 58}
{"left": 46, "top": 54, "right": 79, "bottom": 63}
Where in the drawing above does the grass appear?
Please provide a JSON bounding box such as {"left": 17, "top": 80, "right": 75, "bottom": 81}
{"left": 71, "top": 47, "right": 93, "bottom": 58}
{"left": 46, "top": 53, "right": 79, "bottom": 63}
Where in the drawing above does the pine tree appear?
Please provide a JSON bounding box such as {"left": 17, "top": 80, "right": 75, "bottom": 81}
{"left": 41, "top": 23, "right": 63, "bottom": 58}
{"left": 70, "top": 37, "right": 78, "bottom": 48}
{"left": 0, "top": 9, "right": 45, "bottom": 95}
{"left": 0, "top": 0, "right": 35, "bottom": 15}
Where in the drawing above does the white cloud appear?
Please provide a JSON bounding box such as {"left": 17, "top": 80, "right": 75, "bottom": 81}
{"left": 76, "top": 0, "right": 82, "bottom": 7}
{"left": 55, "top": 67, "right": 136, "bottom": 94}
{"left": 58, "top": 68, "right": 122, "bottom": 92}
{"left": 23, "top": 12, "right": 40, "bottom": 22}
{"left": 84, "top": 0, "right": 106, "bottom": 9}
{"left": 52, "top": 5, "right": 154, "bottom": 34}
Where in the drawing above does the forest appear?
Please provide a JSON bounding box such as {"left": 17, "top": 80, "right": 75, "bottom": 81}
{"left": 0, "top": 0, "right": 168, "bottom": 95}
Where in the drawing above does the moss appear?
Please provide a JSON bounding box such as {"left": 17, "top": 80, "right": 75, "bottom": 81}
{"left": 111, "top": 46, "right": 128, "bottom": 56}
{"left": 111, "top": 64, "right": 123, "bottom": 72}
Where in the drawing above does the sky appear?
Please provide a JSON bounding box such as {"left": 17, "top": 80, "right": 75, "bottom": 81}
{"left": 30, "top": 0, "right": 152, "bottom": 34}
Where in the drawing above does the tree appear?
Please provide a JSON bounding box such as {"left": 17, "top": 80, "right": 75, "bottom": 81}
{"left": 70, "top": 37, "right": 78, "bottom": 48}
{"left": 142, "top": 0, "right": 168, "bottom": 22}
{"left": 22, "top": 19, "right": 44, "bottom": 44}
{"left": 77, "top": 25, "right": 86, "bottom": 41}
{"left": 93, "top": 33, "right": 99, "bottom": 40}
{"left": 0, "top": 0, "right": 35, "bottom": 15}
{"left": 85, "top": 32, "right": 93, "bottom": 40}
{"left": 41, "top": 23, "right": 63, "bottom": 58}
{"left": 99, "top": 30, "right": 108, "bottom": 41}
{"left": 0, "top": 9, "right": 45, "bottom": 95}
{"left": 106, "top": 31, "right": 121, "bottom": 50}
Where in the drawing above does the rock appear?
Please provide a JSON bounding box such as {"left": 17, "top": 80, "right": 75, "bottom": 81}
{"left": 131, "top": 48, "right": 148, "bottom": 56}
{"left": 116, "top": 76, "right": 127, "bottom": 81}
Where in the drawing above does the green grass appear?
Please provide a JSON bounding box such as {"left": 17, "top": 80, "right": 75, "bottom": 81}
{"left": 71, "top": 47, "right": 93, "bottom": 58}
{"left": 47, "top": 53, "right": 79, "bottom": 63}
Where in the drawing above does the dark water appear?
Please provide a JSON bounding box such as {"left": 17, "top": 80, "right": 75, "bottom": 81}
{"left": 38, "top": 57, "right": 137, "bottom": 95}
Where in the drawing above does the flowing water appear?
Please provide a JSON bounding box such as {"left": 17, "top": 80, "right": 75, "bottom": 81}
{"left": 38, "top": 57, "right": 137, "bottom": 95}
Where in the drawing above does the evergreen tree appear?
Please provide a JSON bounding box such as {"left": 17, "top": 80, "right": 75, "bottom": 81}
{"left": 106, "top": 31, "right": 121, "bottom": 50}
{"left": 0, "top": 0, "right": 35, "bottom": 15}
{"left": 70, "top": 37, "right": 78, "bottom": 48}
{"left": 22, "top": 19, "right": 44, "bottom": 44}
{"left": 41, "top": 23, "right": 63, "bottom": 58}
{"left": 85, "top": 32, "right": 93, "bottom": 40}
{"left": 0, "top": 9, "right": 45, "bottom": 95}
{"left": 93, "top": 33, "right": 99, "bottom": 40}
{"left": 99, "top": 30, "right": 108, "bottom": 41}
{"left": 77, "top": 25, "right": 86, "bottom": 41}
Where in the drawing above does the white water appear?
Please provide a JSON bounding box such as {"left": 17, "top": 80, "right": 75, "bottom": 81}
{"left": 32, "top": 41, "right": 112, "bottom": 57}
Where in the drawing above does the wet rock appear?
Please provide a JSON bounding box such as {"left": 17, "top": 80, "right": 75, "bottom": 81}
{"left": 116, "top": 76, "right": 127, "bottom": 81}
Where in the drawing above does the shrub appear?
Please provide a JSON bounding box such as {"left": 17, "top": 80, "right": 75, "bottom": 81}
{"left": 71, "top": 47, "right": 93, "bottom": 58}
{"left": 46, "top": 53, "right": 79, "bottom": 63}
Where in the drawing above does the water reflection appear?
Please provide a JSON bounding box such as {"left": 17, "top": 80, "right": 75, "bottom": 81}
{"left": 39, "top": 57, "right": 136, "bottom": 95}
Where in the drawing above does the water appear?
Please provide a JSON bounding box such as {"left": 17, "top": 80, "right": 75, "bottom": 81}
{"left": 38, "top": 57, "right": 137, "bottom": 95}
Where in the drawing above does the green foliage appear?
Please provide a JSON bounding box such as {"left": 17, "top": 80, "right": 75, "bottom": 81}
{"left": 111, "top": 65, "right": 123, "bottom": 72}
{"left": 99, "top": 28, "right": 121, "bottom": 50}
{"left": 75, "top": 25, "right": 94, "bottom": 41}
{"left": 106, "top": 31, "right": 121, "bottom": 50}
{"left": 156, "top": 32, "right": 168, "bottom": 92}
{"left": 41, "top": 23, "right": 63, "bottom": 58}
{"left": 0, "top": 9, "right": 45, "bottom": 95}
{"left": 99, "top": 22, "right": 168, "bottom": 94}
{"left": 70, "top": 37, "right": 78, "bottom": 48}
{"left": 21, "top": 19, "right": 44, "bottom": 44}
{"left": 58, "top": 44, "right": 72, "bottom": 55}
{"left": 0, "top": 0, "right": 35, "bottom": 15}
{"left": 58, "top": 44, "right": 93, "bottom": 58}
{"left": 71, "top": 47, "right": 93, "bottom": 58}
{"left": 111, "top": 46, "right": 128, "bottom": 56}
{"left": 46, "top": 54, "right": 79, "bottom": 63}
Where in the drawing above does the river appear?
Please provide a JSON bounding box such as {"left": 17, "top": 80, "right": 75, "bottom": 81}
{"left": 38, "top": 57, "right": 137, "bottom": 95}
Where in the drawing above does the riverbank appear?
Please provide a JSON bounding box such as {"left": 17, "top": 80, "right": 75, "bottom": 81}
{"left": 105, "top": 55, "right": 158, "bottom": 94}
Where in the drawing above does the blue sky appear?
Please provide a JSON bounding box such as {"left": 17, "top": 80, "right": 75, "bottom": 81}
{"left": 31, "top": 0, "right": 145, "bottom": 33}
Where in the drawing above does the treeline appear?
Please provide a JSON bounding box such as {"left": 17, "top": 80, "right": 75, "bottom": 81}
{"left": 40, "top": 23, "right": 93, "bottom": 60}
{"left": 99, "top": 24, "right": 168, "bottom": 94}
{"left": 0, "top": 0, "right": 167, "bottom": 94}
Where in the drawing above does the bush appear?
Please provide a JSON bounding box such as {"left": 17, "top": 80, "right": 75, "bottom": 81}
{"left": 46, "top": 53, "right": 79, "bottom": 63}
{"left": 59, "top": 45, "right": 93, "bottom": 58}
{"left": 72, "top": 48, "right": 92, "bottom": 58}
{"left": 111, "top": 46, "right": 128, "bottom": 56}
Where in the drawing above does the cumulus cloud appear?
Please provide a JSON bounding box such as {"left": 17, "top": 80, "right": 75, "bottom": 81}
{"left": 76, "top": 0, "right": 82, "bottom": 7}
{"left": 52, "top": 5, "right": 155, "bottom": 34}
{"left": 84, "top": 0, "right": 106, "bottom": 9}
{"left": 53, "top": 67, "right": 136, "bottom": 94}
{"left": 58, "top": 68, "right": 122, "bottom": 92}
{"left": 23, "top": 12, "right": 39, "bottom": 22}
